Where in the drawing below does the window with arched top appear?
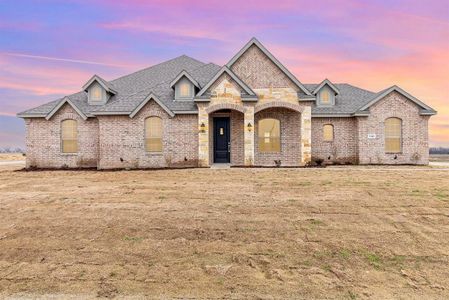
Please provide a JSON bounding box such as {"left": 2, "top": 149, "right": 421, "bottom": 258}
{"left": 258, "top": 118, "right": 280, "bottom": 152}
{"left": 145, "top": 117, "right": 163, "bottom": 152}
{"left": 323, "top": 124, "right": 334, "bottom": 141}
{"left": 385, "top": 117, "right": 402, "bottom": 153}
{"left": 61, "top": 119, "right": 78, "bottom": 153}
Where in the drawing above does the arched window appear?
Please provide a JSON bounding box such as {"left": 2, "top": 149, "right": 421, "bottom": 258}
{"left": 258, "top": 118, "right": 280, "bottom": 152}
{"left": 145, "top": 117, "right": 163, "bottom": 152}
{"left": 61, "top": 119, "right": 78, "bottom": 153}
{"left": 385, "top": 117, "right": 402, "bottom": 153}
{"left": 323, "top": 124, "right": 334, "bottom": 141}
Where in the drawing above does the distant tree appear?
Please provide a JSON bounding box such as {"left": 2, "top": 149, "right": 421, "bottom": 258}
{"left": 0, "top": 147, "right": 25, "bottom": 153}
{"left": 429, "top": 147, "right": 449, "bottom": 154}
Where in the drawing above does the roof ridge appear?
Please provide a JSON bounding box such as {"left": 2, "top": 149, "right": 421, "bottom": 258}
{"left": 93, "top": 61, "right": 218, "bottom": 112}
{"left": 110, "top": 55, "right": 206, "bottom": 84}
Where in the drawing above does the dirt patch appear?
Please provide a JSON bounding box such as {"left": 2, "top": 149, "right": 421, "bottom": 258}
{"left": 0, "top": 166, "right": 448, "bottom": 298}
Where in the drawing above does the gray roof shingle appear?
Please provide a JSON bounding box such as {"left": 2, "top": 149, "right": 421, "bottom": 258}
{"left": 18, "top": 55, "right": 433, "bottom": 118}
{"left": 304, "top": 83, "right": 377, "bottom": 115}
{"left": 17, "top": 55, "right": 219, "bottom": 116}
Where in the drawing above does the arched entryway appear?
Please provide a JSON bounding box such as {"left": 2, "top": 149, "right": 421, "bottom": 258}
{"left": 208, "top": 108, "right": 245, "bottom": 165}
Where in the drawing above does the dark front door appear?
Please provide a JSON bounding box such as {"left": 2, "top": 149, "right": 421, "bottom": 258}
{"left": 213, "top": 117, "right": 230, "bottom": 163}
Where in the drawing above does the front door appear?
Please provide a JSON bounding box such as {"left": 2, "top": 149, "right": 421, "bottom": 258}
{"left": 213, "top": 117, "right": 230, "bottom": 163}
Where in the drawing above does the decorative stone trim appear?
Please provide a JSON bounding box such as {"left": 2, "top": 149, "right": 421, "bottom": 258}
{"left": 205, "top": 103, "right": 246, "bottom": 114}
{"left": 254, "top": 101, "right": 304, "bottom": 114}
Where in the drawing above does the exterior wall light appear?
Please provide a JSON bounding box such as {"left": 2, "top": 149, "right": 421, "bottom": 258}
{"left": 247, "top": 122, "right": 253, "bottom": 132}
{"left": 200, "top": 122, "right": 206, "bottom": 133}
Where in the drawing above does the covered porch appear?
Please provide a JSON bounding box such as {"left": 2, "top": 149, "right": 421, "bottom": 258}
{"left": 197, "top": 101, "right": 311, "bottom": 167}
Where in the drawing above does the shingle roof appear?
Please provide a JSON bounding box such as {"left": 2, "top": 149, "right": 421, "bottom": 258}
{"left": 304, "top": 83, "right": 377, "bottom": 116}
{"left": 17, "top": 54, "right": 435, "bottom": 118}
{"left": 18, "top": 55, "right": 220, "bottom": 117}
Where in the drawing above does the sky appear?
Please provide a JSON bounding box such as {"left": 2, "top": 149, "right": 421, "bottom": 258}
{"left": 0, "top": 0, "right": 448, "bottom": 148}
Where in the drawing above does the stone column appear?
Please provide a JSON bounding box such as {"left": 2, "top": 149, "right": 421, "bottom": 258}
{"left": 300, "top": 106, "right": 312, "bottom": 165}
{"left": 198, "top": 105, "right": 209, "bottom": 167}
{"left": 243, "top": 105, "right": 255, "bottom": 166}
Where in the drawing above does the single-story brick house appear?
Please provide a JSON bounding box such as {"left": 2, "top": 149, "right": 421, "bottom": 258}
{"left": 18, "top": 38, "right": 437, "bottom": 169}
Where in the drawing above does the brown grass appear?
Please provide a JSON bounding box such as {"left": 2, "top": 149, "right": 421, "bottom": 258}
{"left": 0, "top": 166, "right": 448, "bottom": 298}
{"left": 430, "top": 154, "right": 449, "bottom": 162}
{"left": 0, "top": 153, "right": 25, "bottom": 161}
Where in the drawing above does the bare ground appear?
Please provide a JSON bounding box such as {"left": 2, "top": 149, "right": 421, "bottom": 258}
{"left": 0, "top": 166, "right": 448, "bottom": 299}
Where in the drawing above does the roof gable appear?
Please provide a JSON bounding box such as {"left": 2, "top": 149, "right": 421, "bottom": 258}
{"left": 359, "top": 85, "right": 436, "bottom": 114}
{"left": 129, "top": 93, "right": 174, "bottom": 118}
{"left": 312, "top": 79, "right": 340, "bottom": 95}
{"left": 169, "top": 70, "right": 200, "bottom": 89}
{"left": 196, "top": 66, "right": 256, "bottom": 99}
{"left": 226, "top": 38, "right": 312, "bottom": 96}
{"left": 82, "top": 75, "right": 117, "bottom": 95}
{"left": 46, "top": 97, "right": 87, "bottom": 120}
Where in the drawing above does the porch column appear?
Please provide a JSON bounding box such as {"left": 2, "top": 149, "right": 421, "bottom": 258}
{"left": 300, "top": 106, "right": 312, "bottom": 165}
{"left": 244, "top": 105, "right": 255, "bottom": 166}
{"left": 198, "top": 105, "right": 209, "bottom": 167}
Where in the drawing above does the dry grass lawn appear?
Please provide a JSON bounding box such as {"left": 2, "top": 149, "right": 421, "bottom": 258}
{"left": 0, "top": 166, "right": 448, "bottom": 299}
{"left": 0, "top": 153, "right": 25, "bottom": 161}
{"left": 430, "top": 154, "right": 449, "bottom": 162}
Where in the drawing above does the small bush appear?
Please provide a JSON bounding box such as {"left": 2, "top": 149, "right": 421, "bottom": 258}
{"left": 314, "top": 158, "right": 324, "bottom": 166}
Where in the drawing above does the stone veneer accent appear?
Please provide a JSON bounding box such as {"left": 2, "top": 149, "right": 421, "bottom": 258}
{"left": 97, "top": 101, "right": 198, "bottom": 169}
{"left": 197, "top": 69, "right": 312, "bottom": 166}
{"left": 357, "top": 91, "right": 429, "bottom": 165}
{"left": 311, "top": 117, "right": 358, "bottom": 164}
{"left": 22, "top": 41, "right": 430, "bottom": 168}
{"left": 25, "top": 103, "right": 99, "bottom": 169}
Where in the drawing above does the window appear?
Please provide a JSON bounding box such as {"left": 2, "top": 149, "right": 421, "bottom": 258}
{"left": 91, "top": 86, "right": 102, "bottom": 101}
{"left": 61, "top": 119, "right": 78, "bottom": 153}
{"left": 145, "top": 117, "right": 163, "bottom": 152}
{"left": 179, "top": 82, "right": 190, "bottom": 98}
{"left": 385, "top": 117, "right": 401, "bottom": 153}
{"left": 323, "top": 124, "right": 334, "bottom": 141}
{"left": 321, "top": 90, "right": 330, "bottom": 104}
{"left": 258, "top": 118, "right": 280, "bottom": 152}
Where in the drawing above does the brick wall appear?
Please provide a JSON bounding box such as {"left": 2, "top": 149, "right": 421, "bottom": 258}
{"left": 25, "top": 104, "right": 99, "bottom": 168}
{"left": 254, "top": 107, "right": 301, "bottom": 166}
{"left": 357, "top": 91, "right": 429, "bottom": 165}
{"left": 97, "top": 101, "right": 198, "bottom": 169}
{"left": 311, "top": 117, "right": 358, "bottom": 164}
{"left": 230, "top": 44, "right": 298, "bottom": 90}
{"left": 230, "top": 110, "right": 244, "bottom": 165}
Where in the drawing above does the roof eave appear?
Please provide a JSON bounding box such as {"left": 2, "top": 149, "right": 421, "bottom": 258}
{"left": 359, "top": 85, "right": 435, "bottom": 112}
{"left": 16, "top": 113, "right": 47, "bottom": 118}
{"left": 129, "top": 93, "right": 175, "bottom": 118}
{"left": 45, "top": 97, "right": 88, "bottom": 121}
